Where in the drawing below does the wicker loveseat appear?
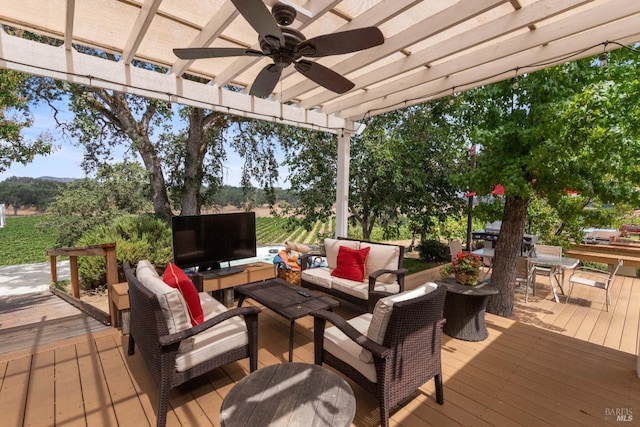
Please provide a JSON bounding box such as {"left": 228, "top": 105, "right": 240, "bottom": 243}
{"left": 124, "top": 261, "right": 260, "bottom": 427}
{"left": 300, "top": 237, "right": 407, "bottom": 312}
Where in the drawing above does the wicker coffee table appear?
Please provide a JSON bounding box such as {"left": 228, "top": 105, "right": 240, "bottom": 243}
{"left": 436, "top": 278, "right": 498, "bottom": 341}
{"left": 236, "top": 278, "right": 339, "bottom": 362}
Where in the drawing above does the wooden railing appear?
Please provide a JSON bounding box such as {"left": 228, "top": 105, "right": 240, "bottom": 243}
{"left": 47, "top": 243, "right": 118, "bottom": 298}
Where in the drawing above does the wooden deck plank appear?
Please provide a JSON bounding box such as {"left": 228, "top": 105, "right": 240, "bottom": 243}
{"left": 75, "top": 339, "right": 119, "bottom": 427}
{"left": 0, "top": 355, "right": 30, "bottom": 427}
{"left": 23, "top": 350, "right": 55, "bottom": 427}
{"left": 604, "top": 275, "right": 633, "bottom": 349}
{"left": 94, "top": 335, "right": 150, "bottom": 426}
{"left": 619, "top": 276, "right": 640, "bottom": 354}
{"left": 54, "top": 344, "right": 86, "bottom": 426}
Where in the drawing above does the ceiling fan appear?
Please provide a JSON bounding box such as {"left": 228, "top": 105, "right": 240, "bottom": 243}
{"left": 173, "top": 0, "right": 384, "bottom": 98}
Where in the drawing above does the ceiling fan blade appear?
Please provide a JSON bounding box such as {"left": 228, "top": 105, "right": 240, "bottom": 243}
{"left": 231, "top": 0, "right": 285, "bottom": 48}
{"left": 294, "top": 60, "right": 355, "bottom": 94}
{"left": 173, "top": 47, "right": 264, "bottom": 60}
{"left": 249, "top": 64, "right": 282, "bottom": 97}
{"left": 296, "top": 27, "right": 384, "bottom": 57}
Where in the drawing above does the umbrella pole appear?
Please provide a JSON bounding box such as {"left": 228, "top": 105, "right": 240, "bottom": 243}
{"left": 466, "top": 144, "right": 477, "bottom": 251}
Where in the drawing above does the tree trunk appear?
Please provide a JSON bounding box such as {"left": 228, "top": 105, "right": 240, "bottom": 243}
{"left": 180, "top": 109, "right": 208, "bottom": 216}
{"left": 486, "top": 196, "right": 529, "bottom": 317}
{"left": 95, "top": 91, "right": 173, "bottom": 222}
{"left": 138, "top": 148, "right": 173, "bottom": 222}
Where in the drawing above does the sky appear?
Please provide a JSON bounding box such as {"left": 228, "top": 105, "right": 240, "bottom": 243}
{"left": 1, "top": 101, "right": 287, "bottom": 187}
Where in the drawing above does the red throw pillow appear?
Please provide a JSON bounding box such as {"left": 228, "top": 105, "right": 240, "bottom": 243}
{"left": 331, "top": 246, "right": 371, "bottom": 282}
{"left": 163, "top": 263, "right": 204, "bottom": 326}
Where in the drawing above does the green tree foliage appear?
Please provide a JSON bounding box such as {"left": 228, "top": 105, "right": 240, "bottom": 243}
{"left": 455, "top": 45, "right": 640, "bottom": 317}
{"left": 262, "top": 102, "right": 467, "bottom": 240}
{"left": 0, "top": 69, "right": 53, "bottom": 172}
{"left": 0, "top": 176, "right": 65, "bottom": 214}
{"left": 42, "top": 162, "right": 152, "bottom": 246}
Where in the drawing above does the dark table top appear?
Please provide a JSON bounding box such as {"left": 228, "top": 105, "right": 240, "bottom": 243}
{"left": 220, "top": 363, "right": 355, "bottom": 427}
{"left": 436, "top": 277, "right": 499, "bottom": 296}
{"left": 236, "top": 278, "right": 339, "bottom": 320}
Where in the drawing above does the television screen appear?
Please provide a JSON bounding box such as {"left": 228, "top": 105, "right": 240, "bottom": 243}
{"left": 171, "top": 212, "right": 257, "bottom": 271}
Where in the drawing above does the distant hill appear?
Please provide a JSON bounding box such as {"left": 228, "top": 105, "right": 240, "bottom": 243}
{"left": 37, "top": 176, "right": 77, "bottom": 183}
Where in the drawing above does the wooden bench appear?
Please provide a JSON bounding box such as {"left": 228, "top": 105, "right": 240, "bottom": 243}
{"left": 566, "top": 243, "right": 640, "bottom": 269}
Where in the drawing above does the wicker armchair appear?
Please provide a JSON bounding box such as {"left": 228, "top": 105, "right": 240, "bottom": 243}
{"left": 312, "top": 283, "right": 447, "bottom": 427}
{"left": 124, "top": 263, "right": 260, "bottom": 427}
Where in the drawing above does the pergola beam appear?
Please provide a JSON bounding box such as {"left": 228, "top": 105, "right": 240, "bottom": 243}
{"left": 0, "top": 30, "right": 351, "bottom": 134}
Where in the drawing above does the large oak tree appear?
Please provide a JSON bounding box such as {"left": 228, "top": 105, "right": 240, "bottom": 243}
{"left": 457, "top": 46, "right": 640, "bottom": 317}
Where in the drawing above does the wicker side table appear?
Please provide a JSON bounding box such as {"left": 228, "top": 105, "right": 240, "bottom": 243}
{"left": 436, "top": 278, "right": 498, "bottom": 341}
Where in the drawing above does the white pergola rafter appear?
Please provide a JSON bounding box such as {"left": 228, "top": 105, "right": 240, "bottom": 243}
{"left": 1, "top": 0, "right": 640, "bottom": 235}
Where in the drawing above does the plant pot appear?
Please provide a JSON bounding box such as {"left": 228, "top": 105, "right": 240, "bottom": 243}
{"left": 455, "top": 271, "right": 479, "bottom": 286}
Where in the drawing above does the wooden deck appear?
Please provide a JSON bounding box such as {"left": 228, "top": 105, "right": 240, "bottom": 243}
{"left": 0, "top": 274, "right": 638, "bottom": 426}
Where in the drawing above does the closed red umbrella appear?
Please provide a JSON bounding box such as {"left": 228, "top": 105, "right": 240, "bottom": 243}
{"left": 492, "top": 184, "right": 505, "bottom": 195}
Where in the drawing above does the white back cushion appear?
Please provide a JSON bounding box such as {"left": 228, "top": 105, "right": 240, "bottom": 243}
{"left": 359, "top": 282, "right": 438, "bottom": 363}
{"left": 324, "top": 238, "right": 360, "bottom": 270}
{"left": 136, "top": 260, "right": 191, "bottom": 334}
{"left": 360, "top": 242, "right": 400, "bottom": 284}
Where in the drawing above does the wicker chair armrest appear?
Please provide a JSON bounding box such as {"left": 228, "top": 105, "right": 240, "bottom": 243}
{"left": 368, "top": 268, "right": 408, "bottom": 293}
{"left": 159, "top": 306, "right": 261, "bottom": 347}
{"left": 369, "top": 268, "right": 407, "bottom": 280}
{"left": 300, "top": 252, "right": 323, "bottom": 272}
{"left": 311, "top": 309, "right": 390, "bottom": 359}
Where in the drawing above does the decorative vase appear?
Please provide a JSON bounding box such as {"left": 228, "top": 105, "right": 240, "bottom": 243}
{"left": 455, "top": 271, "right": 479, "bottom": 286}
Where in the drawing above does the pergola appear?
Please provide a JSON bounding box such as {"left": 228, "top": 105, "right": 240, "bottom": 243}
{"left": 1, "top": 0, "right": 640, "bottom": 235}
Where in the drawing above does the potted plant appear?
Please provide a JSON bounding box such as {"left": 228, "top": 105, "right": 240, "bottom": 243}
{"left": 440, "top": 251, "right": 482, "bottom": 285}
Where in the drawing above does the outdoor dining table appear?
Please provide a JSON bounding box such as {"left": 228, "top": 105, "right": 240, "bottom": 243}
{"left": 472, "top": 248, "right": 579, "bottom": 303}
{"left": 528, "top": 255, "right": 579, "bottom": 303}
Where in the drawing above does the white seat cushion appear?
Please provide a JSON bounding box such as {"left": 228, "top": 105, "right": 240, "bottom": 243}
{"left": 360, "top": 242, "right": 400, "bottom": 284}
{"left": 360, "top": 282, "right": 438, "bottom": 363}
{"left": 136, "top": 260, "right": 191, "bottom": 334}
{"left": 175, "top": 292, "right": 249, "bottom": 372}
{"left": 324, "top": 313, "right": 377, "bottom": 383}
{"left": 331, "top": 278, "right": 400, "bottom": 300}
{"left": 301, "top": 267, "right": 333, "bottom": 289}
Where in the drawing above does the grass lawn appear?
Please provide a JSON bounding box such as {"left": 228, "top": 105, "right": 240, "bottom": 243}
{"left": 403, "top": 257, "right": 437, "bottom": 275}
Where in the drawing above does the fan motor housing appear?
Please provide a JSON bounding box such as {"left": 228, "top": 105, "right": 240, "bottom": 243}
{"left": 260, "top": 27, "right": 305, "bottom": 67}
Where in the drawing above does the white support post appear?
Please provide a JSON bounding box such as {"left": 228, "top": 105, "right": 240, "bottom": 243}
{"left": 335, "top": 130, "right": 351, "bottom": 238}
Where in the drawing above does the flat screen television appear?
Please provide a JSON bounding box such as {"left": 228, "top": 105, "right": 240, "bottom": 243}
{"left": 171, "top": 212, "right": 257, "bottom": 277}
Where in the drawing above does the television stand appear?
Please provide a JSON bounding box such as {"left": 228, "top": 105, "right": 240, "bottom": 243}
{"left": 201, "top": 262, "right": 276, "bottom": 307}
{"left": 200, "top": 266, "right": 245, "bottom": 279}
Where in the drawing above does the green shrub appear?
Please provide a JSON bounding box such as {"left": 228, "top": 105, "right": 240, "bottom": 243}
{"left": 76, "top": 215, "right": 173, "bottom": 289}
{"left": 417, "top": 239, "right": 450, "bottom": 263}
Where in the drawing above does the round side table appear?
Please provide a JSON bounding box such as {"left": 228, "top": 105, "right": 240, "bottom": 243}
{"left": 437, "top": 278, "right": 499, "bottom": 341}
{"left": 220, "top": 363, "right": 355, "bottom": 427}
